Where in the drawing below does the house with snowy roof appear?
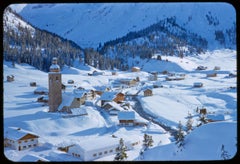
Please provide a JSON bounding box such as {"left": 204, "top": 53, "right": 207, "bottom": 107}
{"left": 94, "top": 86, "right": 111, "bottom": 95}
{"left": 98, "top": 91, "right": 125, "bottom": 107}
{"left": 102, "top": 101, "right": 126, "bottom": 115}
{"left": 67, "top": 136, "right": 134, "bottom": 161}
{"left": 143, "top": 88, "right": 153, "bottom": 97}
{"left": 118, "top": 111, "right": 135, "bottom": 126}
{"left": 33, "top": 86, "right": 48, "bottom": 95}
{"left": 131, "top": 66, "right": 140, "bottom": 72}
{"left": 4, "top": 127, "right": 39, "bottom": 151}
{"left": 58, "top": 89, "right": 87, "bottom": 113}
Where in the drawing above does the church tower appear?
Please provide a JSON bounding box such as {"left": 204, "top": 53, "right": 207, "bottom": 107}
{"left": 48, "top": 57, "right": 62, "bottom": 112}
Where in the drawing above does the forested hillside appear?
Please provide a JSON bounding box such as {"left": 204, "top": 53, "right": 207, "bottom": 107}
{"left": 3, "top": 7, "right": 83, "bottom": 72}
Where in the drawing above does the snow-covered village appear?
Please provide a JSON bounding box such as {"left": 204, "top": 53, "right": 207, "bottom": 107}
{"left": 3, "top": 2, "right": 237, "bottom": 162}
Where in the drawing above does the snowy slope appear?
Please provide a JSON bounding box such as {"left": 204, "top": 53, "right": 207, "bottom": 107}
{"left": 17, "top": 3, "right": 236, "bottom": 49}
{"left": 3, "top": 49, "right": 237, "bottom": 161}
{"left": 3, "top": 7, "right": 34, "bottom": 33}
{"left": 143, "top": 121, "right": 237, "bottom": 160}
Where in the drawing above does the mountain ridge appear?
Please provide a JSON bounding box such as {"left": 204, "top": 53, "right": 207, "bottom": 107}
{"left": 18, "top": 3, "right": 236, "bottom": 49}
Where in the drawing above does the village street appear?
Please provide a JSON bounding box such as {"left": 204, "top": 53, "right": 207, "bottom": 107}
{"left": 129, "top": 95, "right": 178, "bottom": 139}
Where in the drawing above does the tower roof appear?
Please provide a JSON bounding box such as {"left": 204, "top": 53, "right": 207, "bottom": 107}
{"left": 50, "top": 57, "right": 60, "bottom": 72}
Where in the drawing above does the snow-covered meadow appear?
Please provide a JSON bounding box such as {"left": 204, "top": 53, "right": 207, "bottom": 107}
{"left": 3, "top": 49, "right": 237, "bottom": 161}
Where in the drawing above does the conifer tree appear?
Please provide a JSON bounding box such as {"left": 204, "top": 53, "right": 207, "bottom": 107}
{"left": 198, "top": 113, "right": 208, "bottom": 127}
{"left": 221, "top": 144, "right": 230, "bottom": 160}
{"left": 114, "top": 138, "right": 128, "bottom": 161}
{"left": 175, "top": 121, "right": 185, "bottom": 150}
{"left": 140, "top": 133, "right": 154, "bottom": 160}
{"left": 142, "top": 133, "right": 154, "bottom": 151}
{"left": 186, "top": 112, "right": 194, "bottom": 133}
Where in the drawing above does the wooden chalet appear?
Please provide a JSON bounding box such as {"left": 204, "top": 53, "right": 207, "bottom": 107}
{"left": 102, "top": 101, "right": 126, "bottom": 115}
{"left": 58, "top": 89, "right": 87, "bottom": 113}
{"left": 193, "top": 82, "right": 203, "bottom": 88}
{"left": 118, "top": 111, "right": 135, "bottom": 126}
{"left": 206, "top": 72, "right": 217, "bottom": 77}
{"left": 7, "top": 75, "right": 14, "bottom": 82}
{"left": 4, "top": 127, "right": 39, "bottom": 151}
{"left": 120, "top": 78, "right": 138, "bottom": 87}
{"left": 94, "top": 86, "right": 110, "bottom": 96}
{"left": 131, "top": 67, "right": 140, "bottom": 72}
{"left": 99, "top": 92, "right": 125, "bottom": 107}
{"left": 34, "top": 86, "right": 48, "bottom": 95}
{"left": 143, "top": 89, "right": 153, "bottom": 97}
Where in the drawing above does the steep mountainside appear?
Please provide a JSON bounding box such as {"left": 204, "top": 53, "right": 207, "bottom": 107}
{"left": 18, "top": 3, "right": 236, "bottom": 49}
{"left": 3, "top": 7, "right": 83, "bottom": 72}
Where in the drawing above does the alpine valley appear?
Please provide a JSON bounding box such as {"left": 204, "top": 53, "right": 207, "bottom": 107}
{"left": 3, "top": 3, "right": 237, "bottom": 162}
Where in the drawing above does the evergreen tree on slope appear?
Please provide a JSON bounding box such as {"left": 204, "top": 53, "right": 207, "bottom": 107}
{"left": 114, "top": 138, "right": 128, "bottom": 161}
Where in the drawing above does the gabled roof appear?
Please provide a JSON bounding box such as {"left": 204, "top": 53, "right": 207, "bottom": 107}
{"left": 118, "top": 111, "right": 135, "bottom": 120}
{"left": 103, "top": 101, "right": 125, "bottom": 111}
{"left": 58, "top": 92, "right": 75, "bottom": 110}
{"left": 4, "top": 127, "right": 39, "bottom": 141}
{"left": 73, "top": 89, "right": 87, "bottom": 98}
{"left": 99, "top": 91, "right": 123, "bottom": 101}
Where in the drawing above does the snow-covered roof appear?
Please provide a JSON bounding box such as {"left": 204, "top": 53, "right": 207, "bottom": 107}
{"left": 99, "top": 91, "right": 119, "bottom": 101}
{"left": 73, "top": 89, "right": 87, "bottom": 98}
{"left": 118, "top": 111, "right": 135, "bottom": 120}
{"left": 69, "top": 136, "right": 129, "bottom": 152}
{"left": 70, "top": 108, "right": 87, "bottom": 115}
{"left": 58, "top": 93, "right": 74, "bottom": 110}
{"left": 4, "top": 127, "right": 39, "bottom": 141}
{"left": 50, "top": 64, "right": 60, "bottom": 70}
{"left": 207, "top": 114, "right": 225, "bottom": 121}
{"left": 94, "top": 85, "right": 110, "bottom": 91}
{"left": 103, "top": 101, "right": 125, "bottom": 111}
{"left": 34, "top": 86, "right": 48, "bottom": 92}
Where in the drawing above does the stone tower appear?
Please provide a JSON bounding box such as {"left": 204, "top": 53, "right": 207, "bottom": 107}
{"left": 48, "top": 57, "right": 62, "bottom": 112}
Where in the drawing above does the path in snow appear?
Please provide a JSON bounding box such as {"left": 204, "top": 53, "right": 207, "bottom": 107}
{"left": 130, "top": 95, "right": 178, "bottom": 139}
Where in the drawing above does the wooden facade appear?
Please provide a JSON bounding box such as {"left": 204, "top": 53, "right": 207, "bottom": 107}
{"left": 4, "top": 128, "right": 39, "bottom": 151}
{"left": 131, "top": 67, "right": 140, "bottom": 72}
{"left": 143, "top": 89, "right": 153, "bottom": 97}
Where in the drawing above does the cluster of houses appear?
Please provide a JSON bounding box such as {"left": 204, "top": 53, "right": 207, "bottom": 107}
{"left": 5, "top": 58, "right": 233, "bottom": 161}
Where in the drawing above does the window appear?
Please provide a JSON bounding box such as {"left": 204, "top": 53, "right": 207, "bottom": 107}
{"left": 24, "top": 140, "right": 28, "bottom": 143}
{"left": 109, "top": 150, "right": 113, "bottom": 153}
{"left": 23, "top": 146, "right": 26, "bottom": 149}
{"left": 33, "top": 144, "right": 37, "bottom": 147}
{"left": 18, "top": 141, "right": 21, "bottom": 144}
{"left": 99, "top": 152, "right": 102, "bottom": 156}
{"left": 104, "top": 151, "right": 108, "bottom": 154}
{"left": 28, "top": 145, "right": 32, "bottom": 148}
{"left": 31, "top": 139, "right": 34, "bottom": 141}
{"left": 93, "top": 153, "right": 97, "bottom": 157}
